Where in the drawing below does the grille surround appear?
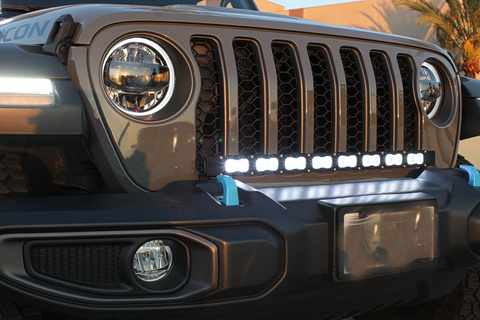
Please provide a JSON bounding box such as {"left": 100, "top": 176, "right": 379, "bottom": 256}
{"left": 190, "top": 35, "right": 446, "bottom": 173}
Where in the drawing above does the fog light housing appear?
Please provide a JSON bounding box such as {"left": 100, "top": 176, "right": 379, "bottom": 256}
{"left": 133, "top": 240, "right": 173, "bottom": 282}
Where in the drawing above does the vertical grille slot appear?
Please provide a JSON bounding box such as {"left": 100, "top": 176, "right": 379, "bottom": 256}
{"left": 191, "top": 38, "right": 224, "bottom": 159}
{"left": 233, "top": 40, "right": 263, "bottom": 156}
{"left": 370, "top": 52, "right": 393, "bottom": 151}
{"left": 340, "top": 48, "right": 365, "bottom": 153}
{"left": 397, "top": 55, "right": 418, "bottom": 150}
{"left": 272, "top": 43, "right": 299, "bottom": 155}
{"left": 308, "top": 45, "right": 334, "bottom": 154}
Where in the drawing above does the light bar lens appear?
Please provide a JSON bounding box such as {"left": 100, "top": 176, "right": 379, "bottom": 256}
{"left": 338, "top": 155, "right": 357, "bottom": 169}
{"left": 385, "top": 154, "right": 403, "bottom": 166}
{"left": 256, "top": 158, "right": 279, "bottom": 172}
{"left": 407, "top": 153, "right": 424, "bottom": 165}
{"left": 362, "top": 154, "right": 381, "bottom": 167}
{"left": 312, "top": 156, "right": 333, "bottom": 169}
{"left": 0, "top": 78, "right": 55, "bottom": 106}
{"left": 285, "top": 157, "right": 307, "bottom": 171}
{"left": 225, "top": 159, "right": 249, "bottom": 173}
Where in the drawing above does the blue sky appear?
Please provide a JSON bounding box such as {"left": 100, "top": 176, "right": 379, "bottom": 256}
{"left": 269, "top": 0, "right": 363, "bottom": 10}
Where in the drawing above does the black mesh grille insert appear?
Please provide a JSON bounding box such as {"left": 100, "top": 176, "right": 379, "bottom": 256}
{"left": 272, "top": 43, "right": 299, "bottom": 155}
{"left": 234, "top": 40, "right": 263, "bottom": 156}
{"left": 191, "top": 38, "right": 224, "bottom": 159}
{"left": 340, "top": 49, "right": 364, "bottom": 153}
{"left": 308, "top": 45, "right": 333, "bottom": 154}
{"left": 370, "top": 52, "right": 393, "bottom": 151}
{"left": 33, "top": 245, "right": 122, "bottom": 285}
{"left": 397, "top": 55, "right": 418, "bottom": 150}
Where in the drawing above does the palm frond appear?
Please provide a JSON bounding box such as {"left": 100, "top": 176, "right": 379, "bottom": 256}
{"left": 396, "top": 0, "right": 480, "bottom": 77}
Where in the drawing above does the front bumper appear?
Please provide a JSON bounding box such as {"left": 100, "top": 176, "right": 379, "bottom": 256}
{"left": 0, "top": 168, "right": 479, "bottom": 319}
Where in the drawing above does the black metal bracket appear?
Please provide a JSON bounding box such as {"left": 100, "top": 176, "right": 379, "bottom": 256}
{"left": 43, "top": 14, "right": 76, "bottom": 65}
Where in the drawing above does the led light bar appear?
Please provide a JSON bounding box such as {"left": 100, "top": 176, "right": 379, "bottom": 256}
{"left": 198, "top": 151, "right": 435, "bottom": 177}
{"left": 0, "top": 78, "right": 55, "bottom": 106}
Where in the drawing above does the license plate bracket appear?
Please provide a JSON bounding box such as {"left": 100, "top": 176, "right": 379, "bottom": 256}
{"left": 319, "top": 194, "right": 438, "bottom": 281}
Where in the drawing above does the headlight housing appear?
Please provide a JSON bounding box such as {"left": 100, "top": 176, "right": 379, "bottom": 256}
{"left": 102, "top": 38, "right": 175, "bottom": 117}
{"left": 419, "top": 62, "right": 443, "bottom": 119}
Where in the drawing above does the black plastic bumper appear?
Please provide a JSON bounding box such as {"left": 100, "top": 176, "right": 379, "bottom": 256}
{"left": 0, "top": 168, "right": 479, "bottom": 319}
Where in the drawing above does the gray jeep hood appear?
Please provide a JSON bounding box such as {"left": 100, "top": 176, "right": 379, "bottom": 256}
{"left": 0, "top": 3, "right": 445, "bottom": 54}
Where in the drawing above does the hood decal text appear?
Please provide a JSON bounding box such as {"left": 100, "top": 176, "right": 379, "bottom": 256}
{"left": 0, "top": 20, "right": 51, "bottom": 43}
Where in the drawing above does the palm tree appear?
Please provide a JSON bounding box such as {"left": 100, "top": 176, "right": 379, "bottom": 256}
{"left": 396, "top": 0, "right": 480, "bottom": 77}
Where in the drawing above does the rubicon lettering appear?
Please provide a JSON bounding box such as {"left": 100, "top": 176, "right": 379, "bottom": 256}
{"left": 0, "top": 20, "right": 51, "bottom": 43}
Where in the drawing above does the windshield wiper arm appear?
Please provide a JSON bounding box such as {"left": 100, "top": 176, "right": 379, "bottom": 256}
{"left": 1, "top": 5, "right": 49, "bottom": 13}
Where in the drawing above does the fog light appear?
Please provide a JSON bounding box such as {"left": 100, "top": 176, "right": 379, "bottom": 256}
{"left": 133, "top": 240, "right": 173, "bottom": 282}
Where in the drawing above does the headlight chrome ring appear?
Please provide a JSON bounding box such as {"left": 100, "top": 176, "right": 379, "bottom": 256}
{"left": 102, "top": 37, "right": 175, "bottom": 117}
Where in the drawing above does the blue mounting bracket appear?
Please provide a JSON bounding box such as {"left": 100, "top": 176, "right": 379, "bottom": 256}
{"left": 217, "top": 175, "right": 240, "bottom": 206}
{"left": 460, "top": 165, "right": 480, "bottom": 187}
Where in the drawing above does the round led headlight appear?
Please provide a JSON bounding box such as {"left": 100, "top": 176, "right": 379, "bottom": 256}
{"left": 133, "top": 240, "right": 173, "bottom": 282}
{"left": 103, "top": 38, "right": 175, "bottom": 117}
{"left": 419, "top": 62, "right": 443, "bottom": 118}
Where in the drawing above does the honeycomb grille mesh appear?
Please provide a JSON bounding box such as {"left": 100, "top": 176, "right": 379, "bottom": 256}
{"left": 272, "top": 43, "right": 299, "bottom": 155}
{"left": 234, "top": 40, "right": 263, "bottom": 156}
{"left": 308, "top": 45, "right": 333, "bottom": 154}
{"left": 397, "top": 55, "right": 418, "bottom": 150}
{"left": 370, "top": 52, "right": 393, "bottom": 151}
{"left": 191, "top": 38, "right": 224, "bottom": 158}
{"left": 33, "top": 245, "right": 122, "bottom": 285}
{"left": 340, "top": 49, "right": 364, "bottom": 153}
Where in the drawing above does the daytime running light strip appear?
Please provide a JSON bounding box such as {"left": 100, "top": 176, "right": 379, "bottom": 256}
{"left": 0, "top": 78, "right": 55, "bottom": 106}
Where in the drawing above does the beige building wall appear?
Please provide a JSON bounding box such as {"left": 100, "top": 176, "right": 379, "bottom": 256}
{"left": 256, "top": 0, "right": 444, "bottom": 43}
{"left": 256, "top": 0, "right": 480, "bottom": 169}
{"left": 255, "top": 0, "right": 289, "bottom": 15}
